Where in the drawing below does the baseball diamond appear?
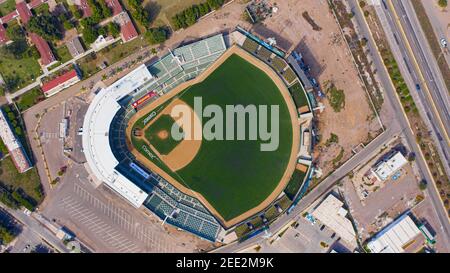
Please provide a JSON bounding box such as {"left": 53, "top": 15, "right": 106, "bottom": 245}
{"left": 127, "top": 46, "right": 300, "bottom": 226}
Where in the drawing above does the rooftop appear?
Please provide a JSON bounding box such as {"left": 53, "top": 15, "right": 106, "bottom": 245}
{"left": 16, "top": 1, "right": 32, "bottom": 25}
{"left": 0, "top": 23, "right": 8, "bottom": 44}
{"left": 42, "top": 69, "right": 79, "bottom": 93}
{"left": 367, "top": 214, "right": 422, "bottom": 253}
{"left": 66, "top": 36, "right": 85, "bottom": 57}
{"left": 105, "top": 0, "right": 123, "bottom": 16}
{"left": 311, "top": 194, "right": 357, "bottom": 247}
{"left": 82, "top": 64, "right": 153, "bottom": 207}
{"left": 29, "top": 32, "right": 56, "bottom": 66}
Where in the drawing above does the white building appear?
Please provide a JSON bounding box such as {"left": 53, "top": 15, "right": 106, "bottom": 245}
{"left": 367, "top": 214, "right": 422, "bottom": 253}
{"left": 311, "top": 194, "right": 357, "bottom": 248}
{"left": 0, "top": 110, "right": 32, "bottom": 173}
{"left": 82, "top": 64, "right": 152, "bottom": 208}
{"left": 371, "top": 151, "right": 408, "bottom": 181}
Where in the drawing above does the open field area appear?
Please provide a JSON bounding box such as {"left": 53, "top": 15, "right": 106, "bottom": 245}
{"left": 129, "top": 48, "right": 299, "bottom": 225}
{"left": 144, "top": 0, "right": 205, "bottom": 27}
{"left": 0, "top": 44, "right": 42, "bottom": 92}
{"left": 14, "top": 87, "right": 45, "bottom": 112}
{"left": 0, "top": 157, "right": 43, "bottom": 203}
{"left": 0, "top": 0, "right": 15, "bottom": 16}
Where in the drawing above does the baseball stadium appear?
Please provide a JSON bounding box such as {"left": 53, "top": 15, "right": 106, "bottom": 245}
{"left": 82, "top": 29, "right": 314, "bottom": 242}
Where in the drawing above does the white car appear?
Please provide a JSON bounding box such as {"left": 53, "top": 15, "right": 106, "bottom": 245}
{"left": 440, "top": 38, "right": 448, "bottom": 48}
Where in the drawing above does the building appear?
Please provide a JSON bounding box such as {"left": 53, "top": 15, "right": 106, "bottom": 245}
{"left": 66, "top": 37, "right": 85, "bottom": 58}
{"left": 29, "top": 33, "right": 57, "bottom": 67}
{"left": 72, "top": 0, "right": 92, "bottom": 18}
{"left": 0, "top": 110, "right": 32, "bottom": 173}
{"left": 105, "top": 0, "right": 123, "bottom": 16}
{"left": 114, "top": 12, "right": 138, "bottom": 43}
{"left": 16, "top": 1, "right": 32, "bottom": 25}
{"left": 0, "top": 23, "right": 8, "bottom": 45}
{"left": 41, "top": 69, "right": 81, "bottom": 97}
{"left": 371, "top": 151, "right": 408, "bottom": 181}
{"left": 311, "top": 194, "right": 357, "bottom": 248}
{"left": 367, "top": 214, "right": 422, "bottom": 253}
{"left": 82, "top": 64, "right": 152, "bottom": 208}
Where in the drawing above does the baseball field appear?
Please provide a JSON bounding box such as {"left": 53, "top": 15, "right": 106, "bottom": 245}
{"left": 128, "top": 46, "right": 299, "bottom": 226}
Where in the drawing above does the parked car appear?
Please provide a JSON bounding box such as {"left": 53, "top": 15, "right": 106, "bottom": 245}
{"left": 440, "top": 38, "right": 448, "bottom": 48}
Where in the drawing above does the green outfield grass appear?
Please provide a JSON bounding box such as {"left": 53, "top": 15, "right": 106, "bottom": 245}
{"left": 144, "top": 114, "right": 182, "bottom": 155}
{"left": 132, "top": 53, "right": 294, "bottom": 221}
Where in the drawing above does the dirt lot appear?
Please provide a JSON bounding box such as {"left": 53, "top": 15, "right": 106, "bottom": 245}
{"left": 251, "top": 0, "right": 382, "bottom": 177}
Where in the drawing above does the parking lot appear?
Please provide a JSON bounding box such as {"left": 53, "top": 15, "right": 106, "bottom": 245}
{"left": 41, "top": 163, "right": 211, "bottom": 253}
{"left": 244, "top": 216, "right": 341, "bottom": 253}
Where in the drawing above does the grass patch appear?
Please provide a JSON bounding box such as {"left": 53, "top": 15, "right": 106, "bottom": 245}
{"left": 0, "top": 0, "right": 15, "bottom": 16}
{"left": 326, "top": 83, "right": 345, "bottom": 112}
{"left": 288, "top": 81, "right": 309, "bottom": 108}
{"left": 144, "top": 114, "right": 182, "bottom": 155}
{"left": 0, "top": 157, "right": 43, "bottom": 204}
{"left": 284, "top": 169, "right": 307, "bottom": 200}
{"left": 332, "top": 147, "right": 344, "bottom": 166}
{"left": 33, "top": 2, "right": 50, "bottom": 15}
{"left": 77, "top": 38, "right": 147, "bottom": 78}
{"left": 0, "top": 48, "right": 42, "bottom": 92}
{"left": 55, "top": 45, "right": 72, "bottom": 63}
{"left": 14, "top": 87, "right": 45, "bottom": 112}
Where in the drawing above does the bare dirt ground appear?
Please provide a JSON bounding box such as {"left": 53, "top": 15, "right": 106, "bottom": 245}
{"left": 252, "top": 0, "right": 382, "bottom": 177}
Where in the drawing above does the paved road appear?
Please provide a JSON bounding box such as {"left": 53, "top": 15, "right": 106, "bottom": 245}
{"left": 421, "top": 2, "right": 450, "bottom": 68}
{"left": 0, "top": 203, "right": 68, "bottom": 253}
{"left": 388, "top": 0, "right": 450, "bottom": 176}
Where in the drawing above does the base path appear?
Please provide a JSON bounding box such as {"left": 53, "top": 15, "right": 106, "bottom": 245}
{"left": 127, "top": 46, "right": 300, "bottom": 228}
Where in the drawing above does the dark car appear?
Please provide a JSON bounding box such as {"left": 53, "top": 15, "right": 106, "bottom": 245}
{"left": 415, "top": 84, "right": 421, "bottom": 91}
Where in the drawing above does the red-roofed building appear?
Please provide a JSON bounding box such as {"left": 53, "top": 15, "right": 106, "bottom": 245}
{"left": 0, "top": 24, "right": 8, "bottom": 44}
{"left": 114, "top": 12, "right": 138, "bottom": 43}
{"left": 41, "top": 69, "right": 81, "bottom": 97}
{"left": 16, "top": 1, "right": 32, "bottom": 25}
{"left": 1, "top": 10, "right": 19, "bottom": 24}
{"left": 29, "top": 0, "right": 45, "bottom": 9}
{"left": 105, "top": 0, "right": 123, "bottom": 16}
{"left": 120, "top": 21, "right": 138, "bottom": 42}
{"left": 29, "top": 33, "right": 57, "bottom": 66}
{"left": 74, "top": 0, "right": 92, "bottom": 18}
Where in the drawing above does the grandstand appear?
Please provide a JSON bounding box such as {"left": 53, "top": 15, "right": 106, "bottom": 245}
{"left": 83, "top": 34, "right": 226, "bottom": 242}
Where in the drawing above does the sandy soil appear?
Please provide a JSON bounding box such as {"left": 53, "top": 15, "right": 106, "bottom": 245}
{"left": 126, "top": 46, "right": 300, "bottom": 228}
{"left": 142, "top": 98, "right": 202, "bottom": 171}
{"left": 254, "top": 0, "right": 382, "bottom": 176}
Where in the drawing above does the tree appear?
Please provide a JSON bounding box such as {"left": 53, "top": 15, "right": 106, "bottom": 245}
{"left": 107, "top": 22, "right": 120, "bottom": 38}
{"left": 70, "top": 5, "right": 83, "bottom": 19}
{"left": 27, "top": 14, "right": 63, "bottom": 41}
{"left": 5, "top": 23, "right": 25, "bottom": 41}
{"left": 98, "top": 0, "right": 112, "bottom": 18}
{"left": 82, "top": 24, "right": 99, "bottom": 44}
{"left": 438, "top": 0, "right": 448, "bottom": 8}
{"left": 145, "top": 27, "right": 168, "bottom": 45}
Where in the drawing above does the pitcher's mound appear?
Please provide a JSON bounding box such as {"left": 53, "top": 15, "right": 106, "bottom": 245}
{"left": 157, "top": 130, "right": 169, "bottom": 140}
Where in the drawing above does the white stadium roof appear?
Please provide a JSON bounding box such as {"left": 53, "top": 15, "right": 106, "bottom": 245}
{"left": 82, "top": 64, "right": 152, "bottom": 207}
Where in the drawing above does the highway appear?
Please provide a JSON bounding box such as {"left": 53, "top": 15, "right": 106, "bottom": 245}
{"left": 388, "top": 0, "right": 450, "bottom": 176}
{"left": 351, "top": 0, "right": 450, "bottom": 248}
{"left": 214, "top": 0, "right": 450, "bottom": 253}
